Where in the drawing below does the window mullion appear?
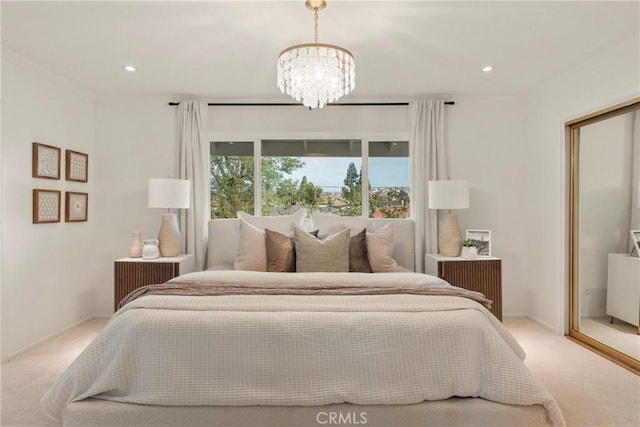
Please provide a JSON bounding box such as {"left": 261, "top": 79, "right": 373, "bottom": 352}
{"left": 254, "top": 138, "right": 262, "bottom": 215}
{"left": 361, "top": 138, "right": 369, "bottom": 218}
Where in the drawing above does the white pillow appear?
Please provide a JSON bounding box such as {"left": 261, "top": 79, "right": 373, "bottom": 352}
{"left": 233, "top": 218, "right": 267, "bottom": 271}
{"left": 237, "top": 209, "right": 306, "bottom": 233}
{"left": 366, "top": 223, "right": 403, "bottom": 273}
{"left": 311, "top": 212, "right": 371, "bottom": 236}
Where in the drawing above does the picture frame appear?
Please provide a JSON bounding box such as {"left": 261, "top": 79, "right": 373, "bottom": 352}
{"left": 65, "top": 150, "right": 88, "bottom": 182}
{"left": 65, "top": 192, "right": 88, "bottom": 222}
{"left": 631, "top": 230, "right": 640, "bottom": 257}
{"left": 32, "top": 142, "right": 61, "bottom": 180}
{"left": 33, "top": 189, "right": 61, "bottom": 224}
{"left": 466, "top": 229, "right": 492, "bottom": 257}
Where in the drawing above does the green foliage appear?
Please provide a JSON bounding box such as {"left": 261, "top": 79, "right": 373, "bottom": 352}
{"left": 261, "top": 157, "right": 305, "bottom": 215}
{"left": 298, "top": 176, "right": 323, "bottom": 211}
{"left": 210, "top": 156, "right": 254, "bottom": 218}
{"left": 211, "top": 155, "right": 410, "bottom": 219}
{"left": 340, "top": 162, "right": 362, "bottom": 216}
{"left": 462, "top": 239, "right": 478, "bottom": 247}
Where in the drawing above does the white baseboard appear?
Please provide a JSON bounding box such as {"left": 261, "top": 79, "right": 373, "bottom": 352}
{"left": 523, "top": 315, "right": 558, "bottom": 334}
{"left": 5, "top": 315, "right": 108, "bottom": 362}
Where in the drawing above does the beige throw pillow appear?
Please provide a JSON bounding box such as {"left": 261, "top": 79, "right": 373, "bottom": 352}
{"left": 366, "top": 223, "right": 402, "bottom": 273}
{"left": 294, "top": 227, "right": 350, "bottom": 272}
{"left": 233, "top": 218, "right": 267, "bottom": 271}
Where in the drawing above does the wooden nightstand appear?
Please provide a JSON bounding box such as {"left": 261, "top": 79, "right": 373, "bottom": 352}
{"left": 425, "top": 254, "right": 502, "bottom": 321}
{"left": 114, "top": 254, "right": 196, "bottom": 311}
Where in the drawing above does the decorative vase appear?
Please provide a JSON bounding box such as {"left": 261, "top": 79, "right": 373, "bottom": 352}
{"left": 128, "top": 232, "right": 143, "bottom": 258}
{"left": 142, "top": 239, "right": 161, "bottom": 260}
{"left": 462, "top": 246, "right": 478, "bottom": 259}
{"left": 157, "top": 213, "right": 181, "bottom": 257}
{"left": 439, "top": 214, "right": 462, "bottom": 257}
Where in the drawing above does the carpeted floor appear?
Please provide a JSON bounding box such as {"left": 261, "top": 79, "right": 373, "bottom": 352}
{"left": 1, "top": 317, "right": 639, "bottom": 426}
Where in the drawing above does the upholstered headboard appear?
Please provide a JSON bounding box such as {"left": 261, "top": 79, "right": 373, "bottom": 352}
{"left": 207, "top": 218, "right": 415, "bottom": 272}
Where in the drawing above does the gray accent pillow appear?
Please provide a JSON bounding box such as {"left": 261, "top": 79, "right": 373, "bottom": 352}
{"left": 294, "top": 227, "right": 350, "bottom": 272}
{"left": 349, "top": 228, "right": 372, "bottom": 273}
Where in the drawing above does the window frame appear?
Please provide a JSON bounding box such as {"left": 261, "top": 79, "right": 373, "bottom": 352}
{"left": 209, "top": 131, "right": 410, "bottom": 217}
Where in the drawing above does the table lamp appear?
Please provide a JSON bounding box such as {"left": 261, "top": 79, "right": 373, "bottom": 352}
{"left": 148, "top": 178, "right": 191, "bottom": 257}
{"left": 428, "top": 180, "right": 469, "bottom": 257}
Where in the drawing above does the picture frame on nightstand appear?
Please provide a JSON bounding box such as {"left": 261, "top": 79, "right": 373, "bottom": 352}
{"left": 466, "top": 229, "right": 491, "bottom": 257}
{"left": 631, "top": 230, "right": 640, "bottom": 257}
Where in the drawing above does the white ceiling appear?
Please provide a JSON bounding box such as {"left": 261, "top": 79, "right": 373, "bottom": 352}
{"left": 1, "top": 1, "right": 638, "bottom": 100}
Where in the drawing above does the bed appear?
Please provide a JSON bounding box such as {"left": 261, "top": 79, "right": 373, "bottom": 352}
{"left": 42, "top": 216, "right": 565, "bottom": 426}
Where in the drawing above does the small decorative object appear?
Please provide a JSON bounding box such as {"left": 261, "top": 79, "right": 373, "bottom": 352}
{"left": 428, "top": 180, "right": 470, "bottom": 257}
{"left": 32, "top": 142, "right": 61, "bottom": 180}
{"left": 631, "top": 230, "right": 640, "bottom": 257}
{"left": 461, "top": 239, "right": 479, "bottom": 259}
{"left": 65, "top": 192, "right": 88, "bottom": 222}
{"left": 142, "top": 239, "right": 161, "bottom": 259}
{"left": 148, "top": 178, "right": 191, "bottom": 257}
{"left": 65, "top": 150, "right": 88, "bottom": 182}
{"left": 128, "top": 232, "right": 143, "bottom": 258}
{"left": 33, "top": 189, "right": 61, "bottom": 223}
{"left": 466, "top": 229, "right": 491, "bottom": 257}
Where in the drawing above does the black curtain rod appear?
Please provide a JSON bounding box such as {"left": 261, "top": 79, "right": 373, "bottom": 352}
{"left": 168, "top": 101, "right": 454, "bottom": 107}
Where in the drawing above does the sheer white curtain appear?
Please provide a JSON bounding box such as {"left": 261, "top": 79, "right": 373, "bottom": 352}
{"left": 409, "top": 100, "right": 448, "bottom": 272}
{"left": 630, "top": 111, "right": 640, "bottom": 237}
{"left": 178, "top": 101, "right": 210, "bottom": 270}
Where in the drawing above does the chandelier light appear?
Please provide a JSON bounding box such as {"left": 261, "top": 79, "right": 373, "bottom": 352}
{"left": 277, "top": 0, "right": 355, "bottom": 109}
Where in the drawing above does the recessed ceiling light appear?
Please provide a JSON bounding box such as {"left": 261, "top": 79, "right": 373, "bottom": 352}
{"left": 122, "top": 65, "right": 136, "bottom": 72}
{"left": 482, "top": 65, "right": 494, "bottom": 73}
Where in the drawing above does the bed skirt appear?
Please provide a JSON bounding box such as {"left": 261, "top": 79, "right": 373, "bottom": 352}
{"left": 64, "top": 398, "right": 552, "bottom": 427}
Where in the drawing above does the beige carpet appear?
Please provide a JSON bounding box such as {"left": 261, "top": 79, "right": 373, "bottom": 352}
{"left": 1, "top": 317, "right": 639, "bottom": 427}
{"left": 580, "top": 317, "right": 640, "bottom": 360}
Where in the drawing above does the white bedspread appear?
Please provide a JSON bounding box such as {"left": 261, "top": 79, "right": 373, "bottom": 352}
{"left": 41, "top": 271, "right": 565, "bottom": 426}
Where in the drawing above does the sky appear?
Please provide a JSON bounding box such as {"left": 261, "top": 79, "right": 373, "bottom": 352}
{"left": 288, "top": 157, "right": 409, "bottom": 192}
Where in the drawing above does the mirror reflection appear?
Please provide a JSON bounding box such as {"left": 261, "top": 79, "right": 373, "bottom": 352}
{"left": 575, "top": 104, "right": 640, "bottom": 363}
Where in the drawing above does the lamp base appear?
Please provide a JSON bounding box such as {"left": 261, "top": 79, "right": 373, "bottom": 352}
{"left": 157, "top": 213, "right": 181, "bottom": 257}
{"left": 439, "top": 214, "right": 462, "bottom": 257}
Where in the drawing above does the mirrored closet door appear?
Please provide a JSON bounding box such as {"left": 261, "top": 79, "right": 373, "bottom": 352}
{"left": 568, "top": 98, "right": 640, "bottom": 374}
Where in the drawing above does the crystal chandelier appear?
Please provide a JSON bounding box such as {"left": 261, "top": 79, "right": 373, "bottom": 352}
{"left": 277, "top": 0, "right": 355, "bottom": 109}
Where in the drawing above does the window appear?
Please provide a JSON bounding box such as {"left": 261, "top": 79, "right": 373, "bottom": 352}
{"left": 210, "top": 141, "right": 254, "bottom": 218}
{"left": 210, "top": 139, "right": 410, "bottom": 219}
{"left": 368, "top": 141, "right": 410, "bottom": 218}
{"left": 261, "top": 139, "right": 362, "bottom": 216}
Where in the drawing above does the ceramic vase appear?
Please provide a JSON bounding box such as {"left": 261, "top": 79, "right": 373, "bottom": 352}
{"left": 142, "top": 239, "right": 161, "bottom": 260}
{"left": 157, "top": 213, "right": 180, "bottom": 257}
{"left": 128, "top": 232, "right": 143, "bottom": 258}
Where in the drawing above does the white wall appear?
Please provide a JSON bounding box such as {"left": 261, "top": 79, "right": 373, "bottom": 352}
{"left": 92, "top": 96, "right": 530, "bottom": 317}
{"left": 1, "top": 49, "right": 95, "bottom": 362}
{"left": 93, "top": 95, "right": 177, "bottom": 316}
{"left": 447, "top": 95, "right": 528, "bottom": 316}
{"left": 579, "top": 114, "right": 634, "bottom": 317}
{"left": 525, "top": 34, "right": 640, "bottom": 333}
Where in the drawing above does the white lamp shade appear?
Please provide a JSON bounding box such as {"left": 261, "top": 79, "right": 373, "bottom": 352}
{"left": 148, "top": 178, "right": 191, "bottom": 209}
{"left": 428, "top": 180, "right": 469, "bottom": 209}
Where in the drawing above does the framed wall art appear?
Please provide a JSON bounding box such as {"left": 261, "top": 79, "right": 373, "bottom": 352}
{"left": 32, "top": 142, "right": 61, "bottom": 180}
{"left": 65, "top": 192, "right": 88, "bottom": 222}
{"left": 33, "top": 189, "right": 61, "bottom": 224}
{"left": 65, "top": 150, "right": 88, "bottom": 182}
{"left": 466, "top": 229, "right": 492, "bottom": 257}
